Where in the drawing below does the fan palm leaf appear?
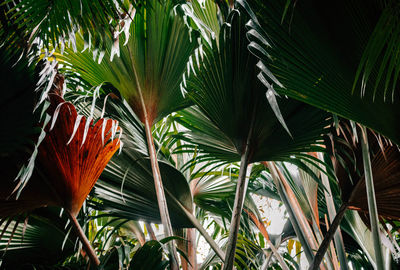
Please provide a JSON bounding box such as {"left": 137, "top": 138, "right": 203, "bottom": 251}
{"left": 311, "top": 123, "right": 400, "bottom": 269}
{"left": 246, "top": 0, "right": 400, "bottom": 144}
{"left": 329, "top": 124, "right": 400, "bottom": 221}
{"left": 181, "top": 4, "right": 330, "bottom": 268}
{"left": 4, "top": 93, "right": 122, "bottom": 266}
{"left": 57, "top": 0, "right": 199, "bottom": 125}
{"left": 0, "top": 40, "right": 54, "bottom": 198}
{"left": 0, "top": 165, "right": 57, "bottom": 218}
{"left": 349, "top": 144, "right": 400, "bottom": 220}
{"left": 92, "top": 159, "right": 194, "bottom": 228}
{"left": 2, "top": 0, "right": 132, "bottom": 51}
{"left": 37, "top": 94, "right": 121, "bottom": 217}
{"left": 0, "top": 208, "right": 77, "bottom": 268}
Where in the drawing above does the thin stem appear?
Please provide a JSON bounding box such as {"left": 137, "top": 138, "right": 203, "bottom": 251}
{"left": 222, "top": 152, "right": 251, "bottom": 270}
{"left": 266, "top": 162, "right": 325, "bottom": 268}
{"left": 164, "top": 188, "right": 226, "bottom": 261}
{"left": 67, "top": 210, "right": 100, "bottom": 266}
{"left": 318, "top": 152, "right": 349, "bottom": 270}
{"left": 360, "top": 126, "right": 384, "bottom": 269}
{"left": 131, "top": 221, "right": 145, "bottom": 246}
{"left": 324, "top": 214, "right": 340, "bottom": 270}
{"left": 265, "top": 161, "right": 314, "bottom": 262}
{"left": 144, "top": 118, "right": 179, "bottom": 270}
{"left": 145, "top": 222, "right": 157, "bottom": 241}
{"left": 187, "top": 228, "right": 197, "bottom": 270}
{"left": 245, "top": 209, "right": 289, "bottom": 270}
{"left": 309, "top": 203, "right": 348, "bottom": 270}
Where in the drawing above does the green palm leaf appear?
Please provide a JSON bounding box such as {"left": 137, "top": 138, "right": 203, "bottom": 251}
{"left": 3, "top": 0, "right": 131, "bottom": 51}
{"left": 0, "top": 40, "right": 55, "bottom": 198}
{"left": 92, "top": 158, "right": 194, "bottom": 228}
{"left": 246, "top": 0, "right": 400, "bottom": 144}
{"left": 58, "top": 0, "right": 198, "bottom": 124}
{"left": 0, "top": 208, "right": 76, "bottom": 268}
{"left": 182, "top": 5, "right": 330, "bottom": 268}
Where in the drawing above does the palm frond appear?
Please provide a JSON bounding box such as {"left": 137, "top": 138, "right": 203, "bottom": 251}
{"left": 353, "top": 1, "right": 400, "bottom": 101}
{"left": 2, "top": 0, "right": 132, "bottom": 51}
{"left": 0, "top": 208, "right": 76, "bottom": 268}
{"left": 246, "top": 0, "right": 400, "bottom": 144}
{"left": 57, "top": 0, "right": 199, "bottom": 124}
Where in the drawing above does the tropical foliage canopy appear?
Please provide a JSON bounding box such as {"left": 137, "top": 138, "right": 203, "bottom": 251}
{"left": 1, "top": 0, "right": 400, "bottom": 269}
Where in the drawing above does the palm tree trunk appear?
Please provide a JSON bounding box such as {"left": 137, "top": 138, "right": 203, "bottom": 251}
{"left": 175, "top": 228, "right": 189, "bottom": 270}
{"left": 360, "top": 126, "right": 384, "bottom": 269}
{"left": 308, "top": 203, "right": 348, "bottom": 270}
{"left": 223, "top": 146, "right": 252, "bottom": 270}
{"left": 144, "top": 118, "right": 179, "bottom": 270}
{"left": 67, "top": 210, "right": 100, "bottom": 266}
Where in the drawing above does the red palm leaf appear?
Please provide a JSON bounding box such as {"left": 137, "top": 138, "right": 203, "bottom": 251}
{"left": 349, "top": 145, "right": 400, "bottom": 221}
{"left": 1, "top": 94, "right": 121, "bottom": 265}
{"left": 37, "top": 94, "right": 121, "bottom": 215}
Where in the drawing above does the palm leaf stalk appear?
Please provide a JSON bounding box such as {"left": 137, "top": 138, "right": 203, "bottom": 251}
{"left": 223, "top": 138, "right": 253, "bottom": 270}
{"left": 359, "top": 126, "right": 384, "bottom": 269}
{"left": 130, "top": 221, "right": 146, "bottom": 246}
{"left": 261, "top": 163, "right": 313, "bottom": 263}
{"left": 142, "top": 110, "right": 180, "bottom": 268}
{"left": 244, "top": 209, "right": 289, "bottom": 270}
{"left": 317, "top": 152, "right": 348, "bottom": 270}
{"left": 35, "top": 94, "right": 121, "bottom": 266}
{"left": 294, "top": 158, "right": 339, "bottom": 270}
{"left": 265, "top": 162, "right": 323, "bottom": 265}
{"left": 57, "top": 1, "right": 200, "bottom": 267}
{"left": 163, "top": 188, "right": 225, "bottom": 260}
{"left": 66, "top": 211, "right": 99, "bottom": 265}
{"left": 309, "top": 204, "right": 348, "bottom": 270}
